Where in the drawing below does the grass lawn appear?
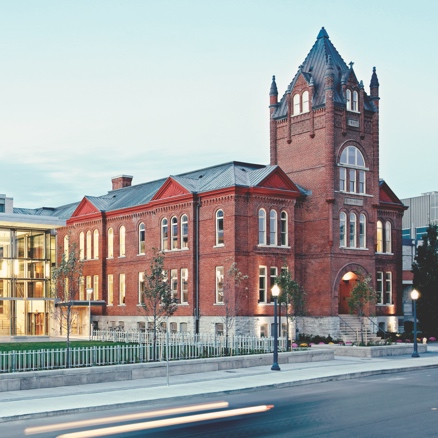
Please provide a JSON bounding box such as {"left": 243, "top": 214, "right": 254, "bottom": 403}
{"left": 0, "top": 341, "right": 132, "bottom": 352}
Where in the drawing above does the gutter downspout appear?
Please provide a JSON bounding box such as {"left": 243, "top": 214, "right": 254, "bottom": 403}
{"left": 195, "top": 195, "right": 201, "bottom": 334}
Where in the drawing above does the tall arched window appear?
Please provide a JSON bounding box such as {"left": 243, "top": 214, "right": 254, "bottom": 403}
{"left": 349, "top": 213, "right": 357, "bottom": 248}
{"left": 346, "top": 89, "right": 352, "bottom": 110}
{"left": 385, "top": 222, "right": 392, "bottom": 253}
{"left": 138, "top": 223, "right": 145, "bottom": 254}
{"left": 161, "top": 219, "right": 168, "bottom": 250}
{"left": 119, "top": 226, "right": 126, "bottom": 257}
{"left": 376, "top": 220, "right": 383, "bottom": 253}
{"left": 270, "top": 210, "right": 277, "bottom": 246}
{"left": 280, "top": 211, "right": 288, "bottom": 246}
{"left": 258, "top": 209, "right": 266, "bottom": 245}
{"left": 79, "top": 232, "right": 85, "bottom": 260}
{"left": 339, "top": 145, "right": 366, "bottom": 194}
{"left": 302, "top": 91, "right": 309, "bottom": 113}
{"left": 93, "top": 230, "right": 99, "bottom": 259}
{"left": 63, "top": 235, "right": 69, "bottom": 258}
{"left": 216, "top": 210, "right": 224, "bottom": 245}
{"left": 352, "top": 90, "right": 358, "bottom": 111}
{"left": 359, "top": 214, "right": 366, "bottom": 248}
{"left": 293, "top": 93, "right": 300, "bottom": 115}
{"left": 181, "top": 214, "right": 188, "bottom": 249}
{"left": 107, "top": 228, "right": 114, "bottom": 258}
{"left": 171, "top": 216, "right": 178, "bottom": 250}
{"left": 86, "top": 230, "right": 92, "bottom": 260}
{"left": 340, "top": 212, "right": 346, "bottom": 247}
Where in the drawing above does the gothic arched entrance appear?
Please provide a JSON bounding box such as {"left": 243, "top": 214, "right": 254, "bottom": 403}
{"left": 339, "top": 271, "right": 358, "bottom": 314}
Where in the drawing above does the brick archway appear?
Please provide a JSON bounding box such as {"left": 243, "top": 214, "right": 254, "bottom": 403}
{"left": 334, "top": 264, "right": 369, "bottom": 314}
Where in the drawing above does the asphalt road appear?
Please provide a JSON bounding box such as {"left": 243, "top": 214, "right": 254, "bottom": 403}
{"left": 5, "top": 368, "right": 438, "bottom": 437}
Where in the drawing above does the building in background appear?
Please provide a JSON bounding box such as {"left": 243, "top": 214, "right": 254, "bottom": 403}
{"left": 0, "top": 194, "right": 66, "bottom": 337}
{"left": 401, "top": 192, "right": 438, "bottom": 329}
{"left": 53, "top": 28, "right": 406, "bottom": 339}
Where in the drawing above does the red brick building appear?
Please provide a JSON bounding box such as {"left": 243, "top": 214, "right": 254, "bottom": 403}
{"left": 55, "top": 28, "right": 406, "bottom": 338}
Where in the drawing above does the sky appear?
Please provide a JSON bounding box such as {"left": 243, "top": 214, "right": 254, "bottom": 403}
{"left": 1, "top": 0, "right": 437, "bottom": 209}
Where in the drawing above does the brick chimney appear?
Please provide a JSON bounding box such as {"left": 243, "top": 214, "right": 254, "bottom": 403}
{"left": 111, "top": 175, "right": 133, "bottom": 190}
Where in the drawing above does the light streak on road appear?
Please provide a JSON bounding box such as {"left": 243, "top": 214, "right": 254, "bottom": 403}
{"left": 56, "top": 404, "right": 274, "bottom": 438}
{"left": 24, "top": 401, "right": 229, "bottom": 435}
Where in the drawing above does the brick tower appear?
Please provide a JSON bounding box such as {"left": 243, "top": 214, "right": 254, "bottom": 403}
{"left": 269, "top": 28, "right": 405, "bottom": 333}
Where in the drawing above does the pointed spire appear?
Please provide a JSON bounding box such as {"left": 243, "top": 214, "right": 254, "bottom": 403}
{"left": 269, "top": 75, "right": 278, "bottom": 97}
{"left": 370, "top": 66, "right": 379, "bottom": 88}
{"left": 349, "top": 61, "right": 354, "bottom": 70}
{"left": 317, "top": 27, "right": 329, "bottom": 40}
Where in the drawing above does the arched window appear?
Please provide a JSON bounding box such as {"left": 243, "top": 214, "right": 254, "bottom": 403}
{"left": 359, "top": 214, "right": 366, "bottom": 248}
{"left": 138, "top": 223, "right": 145, "bottom": 254}
{"left": 293, "top": 93, "right": 300, "bottom": 115}
{"left": 339, "top": 145, "right": 366, "bottom": 194}
{"left": 346, "top": 89, "right": 352, "bottom": 111}
{"left": 385, "top": 222, "right": 392, "bottom": 253}
{"left": 63, "top": 235, "right": 69, "bottom": 258}
{"left": 258, "top": 209, "right": 266, "bottom": 245}
{"left": 93, "top": 230, "right": 99, "bottom": 259}
{"left": 302, "top": 91, "right": 309, "bottom": 113}
{"left": 119, "top": 226, "right": 126, "bottom": 257}
{"left": 86, "top": 231, "right": 92, "bottom": 260}
{"left": 376, "top": 220, "right": 383, "bottom": 253}
{"left": 340, "top": 212, "right": 346, "bottom": 247}
{"left": 161, "top": 219, "right": 168, "bottom": 250}
{"left": 216, "top": 210, "right": 224, "bottom": 245}
{"left": 171, "top": 216, "right": 178, "bottom": 250}
{"left": 107, "top": 228, "right": 114, "bottom": 258}
{"left": 79, "top": 232, "right": 85, "bottom": 260}
{"left": 270, "top": 210, "right": 277, "bottom": 246}
{"left": 352, "top": 90, "right": 358, "bottom": 112}
{"left": 349, "top": 213, "right": 357, "bottom": 248}
{"left": 280, "top": 211, "right": 288, "bottom": 246}
{"left": 181, "top": 214, "right": 188, "bottom": 249}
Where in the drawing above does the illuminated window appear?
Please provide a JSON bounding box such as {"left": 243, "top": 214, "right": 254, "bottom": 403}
{"left": 93, "top": 230, "right": 99, "bottom": 259}
{"left": 216, "top": 266, "right": 224, "bottom": 304}
{"left": 86, "top": 231, "right": 92, "bottom": 260}
{"left": 107, "top": 228, "right": 114, "bottom": 258}
{"left": 119, "top": 226, "right": 126, "bottom": 257}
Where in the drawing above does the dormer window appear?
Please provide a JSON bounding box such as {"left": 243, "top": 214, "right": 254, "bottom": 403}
{"left": 292, "top": 91, "right": 310, "bottom": 115}
{"left": 346, "top": 89, "right": 359, "bottom": 112}
{"left": 339, "top": 145, "right": 366, "bottom": 195}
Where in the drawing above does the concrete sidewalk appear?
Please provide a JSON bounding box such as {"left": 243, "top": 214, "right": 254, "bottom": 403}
{"left": 1, "top": 346, "right": 438, "bottom": 423}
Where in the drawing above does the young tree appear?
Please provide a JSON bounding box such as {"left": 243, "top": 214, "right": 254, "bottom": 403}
{"left": 51, "top": 239, "right": 83, "bottom": 368}
{"left": 412, "top": 224, "right": 438, "bottom": 336}
{"left": 140, "top": 249, "right": 178, "bottom": 360}
{"left": 347, "top": 273, "right": 376, "bottom": 344}
{"left": 275, "top": 269, "right": 306, "bottom": 345}
{"left": 218, "top": 261, "right": 249, "bottom": 343}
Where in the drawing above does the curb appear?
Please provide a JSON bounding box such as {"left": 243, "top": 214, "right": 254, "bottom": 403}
{"left": 1, "top": 362, "right": 438, "bottom": 423}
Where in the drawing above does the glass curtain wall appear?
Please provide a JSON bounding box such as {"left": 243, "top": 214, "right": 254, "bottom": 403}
{"left": 0, "top": 228, "right": 55, "bottom": 336}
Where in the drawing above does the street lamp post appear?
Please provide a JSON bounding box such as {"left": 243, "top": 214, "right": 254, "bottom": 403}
{"left": 271, "top": 284, "right": 281, "bottom": 371}
{"left": 411, "top": 289, "right": 420, "bottom": 358}
{"left": 86, "top": 288, "right": 93, "bottom": 340}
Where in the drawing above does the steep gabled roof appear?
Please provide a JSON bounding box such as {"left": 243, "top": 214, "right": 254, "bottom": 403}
{"left": 272, "top": 27, "right": 376, "bottom": 120}
{"left": 379, "top": 179, "right": 407, "bottom": 211}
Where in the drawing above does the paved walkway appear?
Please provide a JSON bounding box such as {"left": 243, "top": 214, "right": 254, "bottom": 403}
{"left": 1, "top": 345, "right": 438, "bottom": 422}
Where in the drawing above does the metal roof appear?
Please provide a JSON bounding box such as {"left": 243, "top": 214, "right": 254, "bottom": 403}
{"left": 59, "top": 161, "right": 305, "bottom": 218}
{"left": 272, "top": 27, "right": 377, "bottom": 120}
